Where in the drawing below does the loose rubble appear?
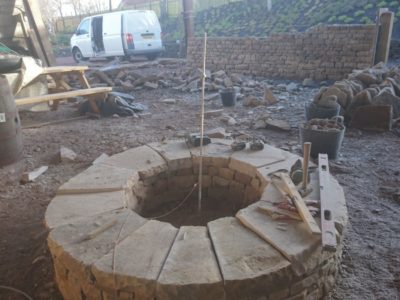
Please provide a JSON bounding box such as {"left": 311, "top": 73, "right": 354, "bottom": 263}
{"left": 313, "top": 63, "right": 400, "bottom": 128}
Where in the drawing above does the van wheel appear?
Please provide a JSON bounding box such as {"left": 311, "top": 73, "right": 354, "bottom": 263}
{"left": 106, "top": 56, "right": 115, "bottom": 61}
{"left": 72, "top": 48, "right": 88, "bottom": 63}
{"left": 146, "top": 53, "right": 158, "bottom": 61}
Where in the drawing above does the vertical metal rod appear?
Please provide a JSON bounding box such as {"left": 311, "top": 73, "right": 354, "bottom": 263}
{"left": 198, "top": 32, "right": 207, "bottom": 212}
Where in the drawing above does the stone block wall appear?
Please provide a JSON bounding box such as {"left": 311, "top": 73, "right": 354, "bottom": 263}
{"left": 187, "top": 25, "right": 377, "bottom": 81}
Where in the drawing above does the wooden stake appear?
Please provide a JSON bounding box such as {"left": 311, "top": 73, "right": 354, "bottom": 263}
{"left": 198, "top": 32, "right": 207, "bottom": 212}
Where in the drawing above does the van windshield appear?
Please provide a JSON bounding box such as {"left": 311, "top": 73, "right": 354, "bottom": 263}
{"left": 125, "top": 11, "right": 159, "bottom": 32}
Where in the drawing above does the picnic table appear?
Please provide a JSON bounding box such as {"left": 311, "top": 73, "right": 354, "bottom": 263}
{"left": 15, "top": 65, "right": 111, "bottom": 114}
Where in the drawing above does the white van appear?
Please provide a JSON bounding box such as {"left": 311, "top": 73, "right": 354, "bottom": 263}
{"left": 70, "top": 10, "right": 163, "bottom": 62}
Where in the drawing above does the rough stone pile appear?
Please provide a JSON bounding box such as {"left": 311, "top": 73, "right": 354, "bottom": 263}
{"left": 303, "top": 118, "right": 344, "bottom": 132}
{"left": 313, "top": 63, "right": 400, "bottom": 121}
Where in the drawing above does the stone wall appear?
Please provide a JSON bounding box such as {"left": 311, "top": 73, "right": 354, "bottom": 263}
{"left": 187, "top": 25, "right": 377, "bottom": 81}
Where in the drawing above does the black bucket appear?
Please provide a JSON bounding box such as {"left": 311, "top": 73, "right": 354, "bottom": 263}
{"left": 305, "top": 102, "right": 340, "bottom": 121}
{"left": 220, "top": 88, "right": 237, "bottom": 107}
{"left": 299, "top": 116, "right": 345, "bottom": 160}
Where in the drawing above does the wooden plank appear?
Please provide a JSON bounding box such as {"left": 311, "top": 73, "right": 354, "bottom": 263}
{"left": 318, "top": 154, "right": 337, "bottom": 252}
{"left": 23, "top": 0, "right": 56, "bottom": 66}
{"left": 257, "top": 201, "right": 302, "bottom": 221}
{"left": 275, "top": 173, "right": 321, "bottom": 235}
{"left": 21, "top": 166, "right": 48, "bottom": 183}
{"left": 41, "top": 66, "right": 89, "bottom": 74}
{"left": 15, "top": 87, "right": 112, "bottom": 106}
{"left": 79, "top": 71, "right": 91, "bottom": 89}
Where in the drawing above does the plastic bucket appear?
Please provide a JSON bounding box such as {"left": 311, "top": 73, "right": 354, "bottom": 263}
{"left": 305, "top": 102, "right": 340, "bottom": 121}
{"left": 299, "top": 116, "right": 345, "bottom": 160}
{"left": 220, "top": 88, "right": 237, "bottom": 107}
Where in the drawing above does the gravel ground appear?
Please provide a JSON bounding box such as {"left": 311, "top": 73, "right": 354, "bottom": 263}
{"left": 0, "top": 60, "right": 399, "bottom": 300}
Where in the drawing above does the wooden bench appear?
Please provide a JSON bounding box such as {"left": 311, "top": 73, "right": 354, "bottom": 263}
{"left": 16, "top": 65, "right": 111, "bottom": 114}
{"left": 16, "top": 87, "right": 112, "bottom": 114}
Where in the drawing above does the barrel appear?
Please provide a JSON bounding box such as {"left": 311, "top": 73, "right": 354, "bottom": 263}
{"left": 0, "top": 75, "right": 23, "bottom": 167}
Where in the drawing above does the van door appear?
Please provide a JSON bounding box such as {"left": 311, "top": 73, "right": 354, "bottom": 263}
{"left": 102, "top": 13, "right": 124, "bottom": 56}
{"left": 123, "top": 11, "right": 162, "bottom": 52}
{"left": 92, "top": 16, "right": 105, "bottom": 55}
{"left": 74, "top": 18, "right": 93, "bottom": 57}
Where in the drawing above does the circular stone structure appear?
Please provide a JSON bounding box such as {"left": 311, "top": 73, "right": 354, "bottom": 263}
{"left": 45, "top": 139, "right": 348, "bottom": 300}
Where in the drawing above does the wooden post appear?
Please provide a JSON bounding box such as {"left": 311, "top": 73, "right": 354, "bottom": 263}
{"left": 182, "top": 0, "right": 194, "bottom": 56}
{"left": 374, "top": 10, "right": 394, "bottom": 64}
{"left": 22, "top": 0, "right": 56, "bottom": 66}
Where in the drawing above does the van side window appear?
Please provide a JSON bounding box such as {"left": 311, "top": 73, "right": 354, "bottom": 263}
{"left": 77, "top": 19, "right": 90, "bottom": 35}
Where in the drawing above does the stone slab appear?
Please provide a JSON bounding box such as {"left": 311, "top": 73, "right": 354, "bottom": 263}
{"left": 58, "top": 164, "right": 136, "bottom": 194}
{"left": 208, "top": 217, "right": 292, "bottom": 299}
{"left": 147, "top": 140, "right": 193, "bottom": 170}
{"left": 101, "top": 145, "right": 167, "bottom": 177}
{"left": 256, "top": 150, "right": 315, "bottom": 181}
{"left": 92, "top": 220, "right": 178, "bottom": 299}
{"left": 48, "top": 209, "right": 147, "bottom": 280}
{"left": 157, "top": 226, "right": 225, "bottom": 300}
{"left": 236, "top": 203, "right": 321, "bottom": 276}
{"left": 230, "top": 144, "right": 286, "bottom": 176}
{"left": 189, "top": 138, "right": 234, "bottom": 159}
{"left": 45, "top": 191, "right": 129, "bottom": 229}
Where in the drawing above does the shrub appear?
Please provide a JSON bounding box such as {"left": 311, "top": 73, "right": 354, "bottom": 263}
{"left": 328, "top": 16, "right": 337, "bottom": 22}
{"left": 364, "top": 3, "right": 373, "bottom": 9}
{"left": 354, "top": 10, "right": 365, "bottom": 17}
{"left": 361, "top": 16, "right": 373, "bottom": 24}
{"left": 377, "top": 1, "right": 388, "bottom": 8}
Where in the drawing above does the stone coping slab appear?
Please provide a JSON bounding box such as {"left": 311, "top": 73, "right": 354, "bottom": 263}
{"left": 45, "top": 140, "right": 348, "bottom": 300}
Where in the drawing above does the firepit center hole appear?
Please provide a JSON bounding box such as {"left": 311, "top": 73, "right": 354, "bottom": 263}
{"left": 133, "top": 158, "right": 264, "bottom": 227}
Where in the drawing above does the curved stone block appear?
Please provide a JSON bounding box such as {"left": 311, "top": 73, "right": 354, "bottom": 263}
{"left": 208, "top": 217, "right": 292, "bottom": 300}
{"left": 157, "top": 226, "right": 225, "bottom": 300}
{"left": 45, "top": 191, "right": 129, "bottom": 229}
{"left": 92, "top": 220, "right": 178, "bottom": 299}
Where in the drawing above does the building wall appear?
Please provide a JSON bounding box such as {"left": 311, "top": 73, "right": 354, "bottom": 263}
{"left": 187, "top": 25, "right": 377, "bottom": 80}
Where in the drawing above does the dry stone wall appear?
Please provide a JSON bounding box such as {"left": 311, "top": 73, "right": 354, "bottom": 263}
{"left": 187, "top": 25, "right": 377, "bottom": 81}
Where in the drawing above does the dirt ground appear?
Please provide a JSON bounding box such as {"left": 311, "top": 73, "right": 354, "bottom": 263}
{"left": 0, "top": 59, "right": 399, "bottom": 300}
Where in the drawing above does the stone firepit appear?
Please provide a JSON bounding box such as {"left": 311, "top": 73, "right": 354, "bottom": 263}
{"left": 45, "top": 139, "right": 347, "bottom": 300}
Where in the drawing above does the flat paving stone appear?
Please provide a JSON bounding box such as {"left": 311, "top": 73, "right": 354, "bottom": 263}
{"left": 236, "top": 203, "right": 321, "bottom": 276}
{"left": 58, "top": 164, "right": 136, "bottom": 194}
{"left": 230, "top": 144, "right": 285, "bottom": 176}
{"left": 189, "top": 138, "right": 234, "bottom": 158}
{"left": 48, "top": 209, "right": 146, "bottom": 280}
{"left": 45, "top": 191, "right": 128, "bottom": 229}
{"left": 100, "top": 145, "right": 167, "bottom": 176}
{"left": 157, "top": 226, "right": 225, "bottom": 300}
{"left": 92, "top": 220, "right": 178, "bottom": 299}
{"left": 208, "top": 217, "right": 292, "bottom": 300}
{"left": 147, "top": 140, "right": 193, "bottom": 170}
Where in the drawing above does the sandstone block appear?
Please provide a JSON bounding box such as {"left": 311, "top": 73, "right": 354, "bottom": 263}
{"left": 157, "top": 226, "right": 224, "bottom": 300}
{"left": 45, "top": 191, "right": 129, "bottom": 229}
{"left": 92, "top": 220, "right": 178, "bottom": 298}
{"left": 208, "top": 217, "right": 291, "bottom": 300}
{"left": 58, "top": 164, "right": 136, "bottom": 194}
